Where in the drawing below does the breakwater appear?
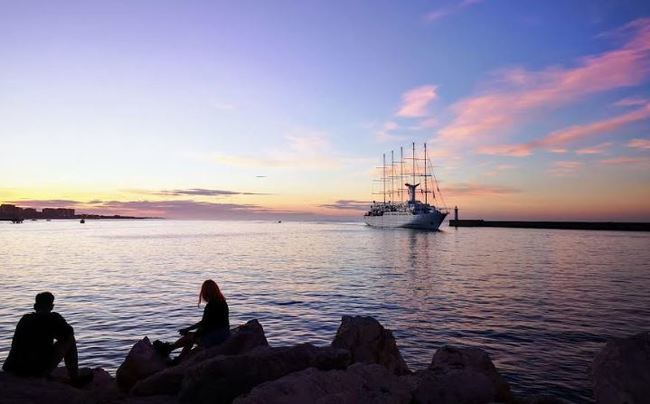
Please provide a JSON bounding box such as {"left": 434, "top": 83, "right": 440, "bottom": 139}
{"left": 448, "top": 219, "right": 650, "bottom": 231}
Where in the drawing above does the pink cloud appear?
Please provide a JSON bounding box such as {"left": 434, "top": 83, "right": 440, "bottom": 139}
{"left": 626, "top": 138, "right": 650, "bottom": 149}
{"left": 547, "top": 161, "right": 583, "bottom": 176}
{"left": 614, "top": 97, "right": 648, "bottom": 107}
{"left": 443, "top": 182, "right": 520, "bottom": 197}
{"left": 575, "top": 142, "right": 612, "bottom": 155}
{"left": 424, "top": 0, "right": 483, "bottom": 23}
{"left": 439, "top": 18, "right": 650, "bottom": 141}
{"left": 375, "top": 121, "right": 405, "bottom": 142}
{"left": 600, "top": 156, "right": 649, "bottom": 166}
{"left": 396, "top": 85, "right": 438, "bottom": 118}
{"left": 478, "top": 103, "right": 650, "bottom": 156}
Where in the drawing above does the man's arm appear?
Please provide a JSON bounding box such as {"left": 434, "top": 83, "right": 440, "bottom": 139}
{"left": 52, "top": 313, "right": 74, "bottom": 341}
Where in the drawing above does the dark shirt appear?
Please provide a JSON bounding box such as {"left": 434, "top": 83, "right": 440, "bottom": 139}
{"left": 198, "top": 299, "right": 229, "bottom": 336}
{"left": 2, "top": 311, "right": 73, "bottom": 376}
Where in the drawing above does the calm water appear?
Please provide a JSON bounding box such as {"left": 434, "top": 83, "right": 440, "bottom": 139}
{"left": 1, "top": 220, "right": 649, "bottom": 402}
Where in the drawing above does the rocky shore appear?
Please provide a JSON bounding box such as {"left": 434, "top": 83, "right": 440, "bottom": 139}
{"left": 1, "top": 316, "right": 647, "bottom": 403}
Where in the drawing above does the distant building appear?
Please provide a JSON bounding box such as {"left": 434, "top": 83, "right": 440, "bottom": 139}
{"left": 42, "top": 208, "right": 75, "bottom": 218}
{"left": 0, "top": 204, "right": 21, "bottom": 217}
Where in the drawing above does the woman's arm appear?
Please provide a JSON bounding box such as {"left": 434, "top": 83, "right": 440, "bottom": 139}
{"left": 179, "top": 320, "right": 202, "bottom": 335}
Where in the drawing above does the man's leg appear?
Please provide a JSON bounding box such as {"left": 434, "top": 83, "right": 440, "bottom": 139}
{"left": 51, "top": 335, "right": 79, "bottom": 379}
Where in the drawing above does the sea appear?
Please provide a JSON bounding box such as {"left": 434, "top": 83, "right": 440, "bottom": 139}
{"left": 1, "top": 219, "right": 649, "bottom": 402}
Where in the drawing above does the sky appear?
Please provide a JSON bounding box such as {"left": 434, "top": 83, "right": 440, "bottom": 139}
{"left": 1, "top": 0, "right": 649, "bottom": 220}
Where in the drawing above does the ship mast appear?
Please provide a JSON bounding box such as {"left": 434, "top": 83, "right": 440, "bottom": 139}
{"left": 400, "top": 146, "right": 404, "bottom": 203}
{"left": 391, "top": 150, "right": 394, "bottom": 203}
{"left": 424, "top": 142, "right": 428, "bottom": 204}
{"left": 412, "top": 142, "right": 416, "bottom": 187}
{"left": 382, "top": 153, "right": 386, "bottom": 204}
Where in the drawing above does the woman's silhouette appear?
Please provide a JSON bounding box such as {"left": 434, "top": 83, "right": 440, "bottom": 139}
{"left": 159, "top": 280, "right": 230, "bottom": 360}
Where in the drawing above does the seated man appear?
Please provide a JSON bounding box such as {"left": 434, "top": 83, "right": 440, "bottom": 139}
{"left": 2, "top": 292, "right": 83, "bottom": 382}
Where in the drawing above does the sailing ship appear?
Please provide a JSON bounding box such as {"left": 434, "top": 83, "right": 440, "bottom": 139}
{"left": 364, "top": 142, "right": 448, "bottom": 231}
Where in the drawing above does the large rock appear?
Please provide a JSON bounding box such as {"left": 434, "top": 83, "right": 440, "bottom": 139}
{"left": 116, "top": 337, "right": 168, "bottom": 392}
{"left": 409, "top": 345, "right": 512, "bottom": 404}
{"left": 331, "top": 315, "right": 410, "bottom": 375}
{"left": 234, "top": 363, "right": 412, "bottom": 404}
{"left": 0, "top": 371, "right": 84, "bottom": 404}
{"left": 0, "top": 368, "right": 129, "bottom": 404}
{"left": 591, "top": 331, "right": 650, "bottom": 404}
{"left": 132, "top": 319, "right": 269, "bottom": 396}
{"left": 178, "top": 343, "right": 351, "bottom": 404}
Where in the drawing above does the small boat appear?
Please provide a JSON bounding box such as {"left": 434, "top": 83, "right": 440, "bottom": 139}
{"left": 80, "top": 219, "right": 85, "bottom": 224}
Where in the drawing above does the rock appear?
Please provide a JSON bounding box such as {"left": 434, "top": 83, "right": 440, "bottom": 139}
{"left": 132, "top": 319, "right": 270, "bottom": 397}
{"left": 116, "top": 336, "right": 168, "bottom": 392}
{"left": 234, "top": 363, "right": 412, "bottom": 404}
{"left": 178, "top": 343, "right": 351, "bottom": 404}
{"left": 122, "top": 396, "right": 179, "bottom": 404}
{"left": 515, "top": 395, "right": 568, "bottom": 404}
{"left": 184, "top": 319, "right": 269, "bottom": 366}
{"left": 0, "top": 368, "right": 127, "bottom": 404}
{"left": 410, "top": 345, "right": 512, "bottom": 404}
{"left": 331, "top": 315, "right": 410, "bottom": 375}
{"left": 591, "top": 331, "right": 650, "bottom": 404}
{"left": 0, "top": 371, "right": 84, "bottom": 404}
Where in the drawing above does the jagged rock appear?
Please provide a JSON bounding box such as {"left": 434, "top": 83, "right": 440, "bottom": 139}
{"left": 123, "top": 396, "right": 179, "bottom": 404}
{"left": 331, "top": 315, "right": 410, "bottom": 375}
{"left": 0, "top": 368, "right": 130, "bottom": 404}
{"left": 132, "top": 319, "right": 269, "bottom": 396}
{"left": 515, "top": 395, "right": 568, "bottom": 404}
{"left": 116, "top": 336, "right": 167, "bottom": 392}
{"left": 0, "top": 371, "right": 84, "bottom": 404}
{"left": 409, "top": 345, "right": 512, "bottom": 404}
{"left": 178, "top": 343, "right": 351, "bottom": 404}
{"left": 591, "top": 331, "right": 650, "bottom": 404}
{"left": 234, "top": 363, "right": 412, "bottom": 404}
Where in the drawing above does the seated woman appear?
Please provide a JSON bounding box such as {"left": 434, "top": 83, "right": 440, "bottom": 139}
{"left": 158, "top": 280, "right": 230, "bottom": 360}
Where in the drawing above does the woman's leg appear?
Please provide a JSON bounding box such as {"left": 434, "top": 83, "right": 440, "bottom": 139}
{"left": 171, "top": 332, "right": 194, "bottom": 349}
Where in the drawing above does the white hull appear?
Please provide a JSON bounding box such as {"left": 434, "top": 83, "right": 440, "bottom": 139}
{"left": 364, "top": 210, "right": 448, "bottom": 231}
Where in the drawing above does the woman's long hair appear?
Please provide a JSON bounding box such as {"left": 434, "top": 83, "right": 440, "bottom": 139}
{"left": 198, "top": 279, "right": 226, "bottom": 307}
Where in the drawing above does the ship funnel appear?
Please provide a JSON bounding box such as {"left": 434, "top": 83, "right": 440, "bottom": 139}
{"left": 405, "top": 183, "right": 419, "bottom": 204}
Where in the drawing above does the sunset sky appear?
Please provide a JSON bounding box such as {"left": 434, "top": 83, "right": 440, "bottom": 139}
{"left": 1, "top": 1, "right": 649, "bottom": 220}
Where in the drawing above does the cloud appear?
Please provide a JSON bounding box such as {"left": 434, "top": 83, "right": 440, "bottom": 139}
{"left": 95, "top": 199, "right": 269, "bottom": 219}
{"left": 396, "top": 85, "right": 438, "bottom": 118}
{"left": 318, "top": 200, "right": 372, "bottom": 211}
{"left": 6, "top": 199, "right": 84, "bottom": 208}
{"left": 600, "top": 156, "right": 649, "bottom": 166}
{"left": 6, "top": 199, "right": 318, "bottom": 219}
{"left": 212, "top": 131, "right": 371, "bottom": 170}
{"left": 443, "top": 183, "right": 521, "bottom": 196}
{"left": 375, "top": 121, "right": 405, "bottom": 142}
{"left": 438, "top": 18, "right": 650, "bottom": 142}
{"left": 478, "top": 103, "right": 650, "bottom": 156}
{"left": 627, "top": 138, "right": 650, "bottom": 149}
{"left": 145, "top": 188, "right": 269, "bottom": 197}
{"left": 575, "top": 142, "right": 613, "bottom": 155}
{"left": 547, "top": 161, "right": 583, "bottom": 176}
{"left": 476, "top": 144, "right": 533, "bottom": 157}
{"left": 614, "top": 97, "right": 648, "bottom": 107}
{"left": 424, "top": 0, "right": 483, "bottom": 23}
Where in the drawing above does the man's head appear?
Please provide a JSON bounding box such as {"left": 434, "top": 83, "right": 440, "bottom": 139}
{"left": 34, "top": 292, "right": 54, "bottom": 313}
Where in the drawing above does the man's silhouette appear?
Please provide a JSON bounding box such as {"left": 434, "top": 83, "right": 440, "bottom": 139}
{"left": 2, "top": 292, "right": 80, "bottom": 380}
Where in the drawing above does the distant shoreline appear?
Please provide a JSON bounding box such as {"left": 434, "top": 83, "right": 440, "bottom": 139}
{"left": 0, "top": 203, "right": 159, "bottom": 221}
